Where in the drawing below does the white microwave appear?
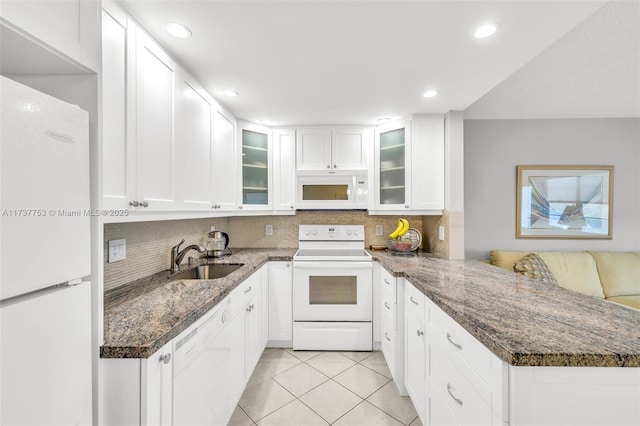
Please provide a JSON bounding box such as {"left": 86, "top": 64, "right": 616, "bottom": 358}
{"left": 296, "top": 171, "right": 368, "bottom": 209}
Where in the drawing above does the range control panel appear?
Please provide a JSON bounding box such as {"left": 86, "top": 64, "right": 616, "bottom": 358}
{"left": 298, "top": 224, "right": 365, "bottom": 241}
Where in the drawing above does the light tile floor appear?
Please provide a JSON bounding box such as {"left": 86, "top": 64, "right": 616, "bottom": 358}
{"left": 230, "top": 349, "right": 424, "bottom": 426}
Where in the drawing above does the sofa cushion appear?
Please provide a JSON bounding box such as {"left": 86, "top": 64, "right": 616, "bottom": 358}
{"left": 588, "top": 251, "right": 640, "bottom": 298}
{"left": 536, "top": 252, "right": 605, "bottom": 299}
{"left": 514, "top": 253, "right": 559, "bottom": 286}
{"left": 606, "top": 295, "right": 640, "bottom": 311}
{"left": 490, "top": 250, "right": 530, "bottom": 271}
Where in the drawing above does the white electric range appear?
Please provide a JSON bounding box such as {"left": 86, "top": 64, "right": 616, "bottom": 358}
{"left": 292, "top": 225, "right": 373, "bottom": 351}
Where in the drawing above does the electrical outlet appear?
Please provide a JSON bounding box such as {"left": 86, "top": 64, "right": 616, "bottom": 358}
{"left": 210, "top": 225, "right": 216, "bottom": 232}
{"left": 265, "top": 224, "right": 273, "bottom": 236}
{"left": 375, "top": 225, "right": 383, "bottom": 236}
{"left": 108, "top": 239, "right": 126, "bottom": 262}
{"left": 439, "top": 226, "right": 445, "bottom": 241}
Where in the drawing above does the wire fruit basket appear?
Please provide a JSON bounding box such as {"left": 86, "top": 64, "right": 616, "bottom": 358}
{"left": 387, "top": 228, "right": 422, "bottom": 252}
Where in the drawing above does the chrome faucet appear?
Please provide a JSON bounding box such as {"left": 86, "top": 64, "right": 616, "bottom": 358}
{"left": 170, "top": 239, "right": 205, "bottom": 273}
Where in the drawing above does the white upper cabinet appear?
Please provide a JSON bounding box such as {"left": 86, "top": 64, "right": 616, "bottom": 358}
{"left": 373, "top": 119, "right": 412, "bottom": 211}
{"left": 238, "top": 121, "right": 273, "bottom": 211}
{"left": 296, "top": 127, "right": 369, "bottom": 171}
{"left": 332, "top": 127, "right": 370, "bottom": 170}
{"left": 371, "top": 116, "right": 444, "bottom": 214}
{"left": 0, "top": 0, "right": 100, "bottom": 71}
{"left": 211, "top": 110, "right": 237, "bottom": 211}
{"left": 411, "top": 116, "right": 444, "bottom": 211}
{"left": 101, "top": 4, "right": 130, "bottom": 211}
{"left": 273, "top": 128, "right": 296, "bottom": 213}
{"left": 175, "top": 70, "right": 212, "bottom": 211}
{"left": 134, "top": 28, "right": 177, "bottom": 211}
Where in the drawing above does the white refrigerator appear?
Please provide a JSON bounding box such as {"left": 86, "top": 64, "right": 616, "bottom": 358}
{"left": 0, "top": 76, "right": 92, "bottom": 425}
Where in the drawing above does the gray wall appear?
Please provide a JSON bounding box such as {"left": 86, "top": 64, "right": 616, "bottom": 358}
{"left": 464, "top": 118, "right": 640, "bottom": 260}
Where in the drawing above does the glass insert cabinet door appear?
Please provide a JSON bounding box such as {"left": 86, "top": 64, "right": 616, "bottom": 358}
{"left": 242, "top": 129, "right": 269, "bottom": 205}
{"left": 378, "top": 126, "right": 406, "bottom": 205}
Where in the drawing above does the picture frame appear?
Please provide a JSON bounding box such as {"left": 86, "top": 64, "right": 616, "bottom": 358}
{"left": 516, "top": 165, "right": 613, "bottom": 239}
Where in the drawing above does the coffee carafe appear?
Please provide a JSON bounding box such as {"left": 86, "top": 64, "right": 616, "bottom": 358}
{"left": 205, "top": 231, "right": 230, "bottom": 258}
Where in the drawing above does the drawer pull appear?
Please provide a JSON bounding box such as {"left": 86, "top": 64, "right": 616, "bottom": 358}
{"left": 447, "top": 383, "right": 463, "bottom": 406}
{"left": 384, "top": 302, "right": 391, "bottom": 310}
{"left": 384, "top": 278, "right": 390, "bottom": 285}
{"left": 416, "top": 330, "right": 424, "bottom": 337}
{"left": 159, "top": 353, "right": 171, "bottom": 364}
{"left": 410, "top": 296, "right": 419, "bottom": 305}
{"left": 244, "top": 286, "right": 252, "bottom": 294}
{"left": 384, "top": 332, "right": 391, "bottom": 342}
{"left": 446, "top": 332, "right": 462, "bottom": 350}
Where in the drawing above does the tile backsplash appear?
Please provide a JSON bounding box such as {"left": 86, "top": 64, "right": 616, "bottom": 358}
{"left": 104, "top": 212, "right": 429, "bottom": 291}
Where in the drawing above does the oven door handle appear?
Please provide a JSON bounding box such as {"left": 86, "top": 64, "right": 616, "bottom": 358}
{"left": 292, "top": 261, "right": 373, "bottom": 270}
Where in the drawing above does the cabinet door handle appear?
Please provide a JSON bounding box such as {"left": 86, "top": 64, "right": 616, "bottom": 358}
{"left": 416, "top": 330, "right": 424, "bottom": 337}
{"left": 384, "top": 302, "right": 391, "bottom": 310}
{"left": 129, "top": 200, "right": 140, "bottom": 207}
{"left": 446, "top": 332, "right": 462, "bottom": 350}
{"left": 333, "top": 165, "right": 337, "bottom": 168}
{"left": 239, "top": 205, "right": 243, "bottom": 209}
{"left": 384, "top": 332, "right": 391, "bottom": 342}
{"left": 140, "top": 200, "right": 149, "bottom": 208}
{"left": 159, "top": 353, "right": 171, "bottom": 364}
{"left": 244, "top": 286, "right": 252, "bottom": 294}
{"left": 326, "top": 165, "right": 331, "bottom": 169}
{"left": 410, "top": 296, "right": 419, "bottom": 305}
{"left": 404, "top": 205, "right": 410, "bottom": 209}
{"left": 447, "top": 383, "right": 463, "bottom": 406}
{"left": 286, "top": 263, "right": 291, "bottom": 268}
{"left": 384, "top": 278, "right": 390, "bottom": 285}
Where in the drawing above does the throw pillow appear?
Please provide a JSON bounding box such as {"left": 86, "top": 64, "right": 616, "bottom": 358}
{"left": 514, "top": 253, "right": 559, "bottom": 286}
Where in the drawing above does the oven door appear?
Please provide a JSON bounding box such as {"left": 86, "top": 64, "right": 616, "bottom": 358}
{"left": 293, "top": 261, "right": 372, "bottom": 321}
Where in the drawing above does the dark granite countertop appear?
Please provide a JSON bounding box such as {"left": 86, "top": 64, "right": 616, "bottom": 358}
{"left": 101, "top": 248, "right": 295, "bottom": 359}
{"left": 102, "top": 248, "right": 639, "bottom": 366}
{"left": 372, "top": 251, "right": 640, "bottom": 367}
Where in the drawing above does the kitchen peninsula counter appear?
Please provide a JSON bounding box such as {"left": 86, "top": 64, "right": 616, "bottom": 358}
{"left": 373, "top": 251, "right": 640, "bottom": 367}
{"left": 101, "top": 248, "right": 295, "bottom": 359}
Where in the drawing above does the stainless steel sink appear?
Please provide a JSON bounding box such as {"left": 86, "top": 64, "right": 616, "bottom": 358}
{"left": 169, "top": 263, "right": 243, "bottom": 280}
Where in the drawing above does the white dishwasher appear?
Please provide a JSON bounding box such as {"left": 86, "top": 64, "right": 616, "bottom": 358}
{"left": 173, "top": 298, "right": 232, "bottom": 426}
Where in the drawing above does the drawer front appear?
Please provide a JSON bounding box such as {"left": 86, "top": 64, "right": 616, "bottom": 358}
{"left": 380, "top": 268, "right": 396, "bottom": 300}
{"left": 430, "top": 338, "right": 493, "bottom": 426}
{"left": 381, "top": 288, "right": 395, "bottom": 323}
{"left": 429, "top": 299, "right": 494, "bottom": 387}
{"left": 229, "top": 270, "right": 261, "bottom": 318}
{"left": 405, "top": 281, "right": 424, "bottom": 317}
{"left": 381, "top": 307, "right": 395, "bottom": 371}
{"left": 430, "top": 382, "right": 462, "bottom": 426}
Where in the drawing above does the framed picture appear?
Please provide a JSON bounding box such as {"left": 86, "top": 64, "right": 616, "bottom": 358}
{"left": 516, "top": 165, "right": 613, "bottom": 239}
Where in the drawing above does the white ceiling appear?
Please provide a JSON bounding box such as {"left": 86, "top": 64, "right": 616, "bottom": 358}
{"left": 118, "top": 0, "right": 612, "bottom": 125}
{"left": 465, "top": 0, "right": 640, "bottom": 120}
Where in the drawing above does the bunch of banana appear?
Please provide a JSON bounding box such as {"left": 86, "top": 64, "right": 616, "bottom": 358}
{"left": 389, "top": 218, "right": 410, "bottom": 239}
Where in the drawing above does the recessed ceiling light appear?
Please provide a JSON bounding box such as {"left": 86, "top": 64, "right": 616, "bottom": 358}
{"left": 474, "top": 24, "right": 498, "bottom": 39}
{"left": 222, "top": 89, "right": 239, "bottom": 97}
{"left": 165, "top": 22, "right": 192, "bottom": 39}
{"left": 422, "top": 90, "right": 438, "bottom": 98}
{"left": 377, "top": 117, "right": 391, "bottom": 124}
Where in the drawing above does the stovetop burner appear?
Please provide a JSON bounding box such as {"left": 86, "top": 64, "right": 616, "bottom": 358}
{"left": 293, "top": 225, "right": 372, "bottom": 262}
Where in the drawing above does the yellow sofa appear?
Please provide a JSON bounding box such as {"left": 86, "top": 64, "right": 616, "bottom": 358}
{"left": 490, "top": 250, "right": 640, "bottom": 311}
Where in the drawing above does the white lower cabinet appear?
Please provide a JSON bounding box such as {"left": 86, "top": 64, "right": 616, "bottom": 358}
{"left": 103, "top": 265, "right": 268, "bottom": 426}
{"left": 103, "top": 341, "right": 173, "bottom": 426}
{"left": 267, "top": 261, "right": 293, "bottom": 346}
{"left": 404, "top": 280, "right": 427, "bottom": 422}
{"left": 400, "top": 281, "right": 640, "bottom": 426}
{"left": 379, "top": 266, "right": 406, "bottom": 394}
